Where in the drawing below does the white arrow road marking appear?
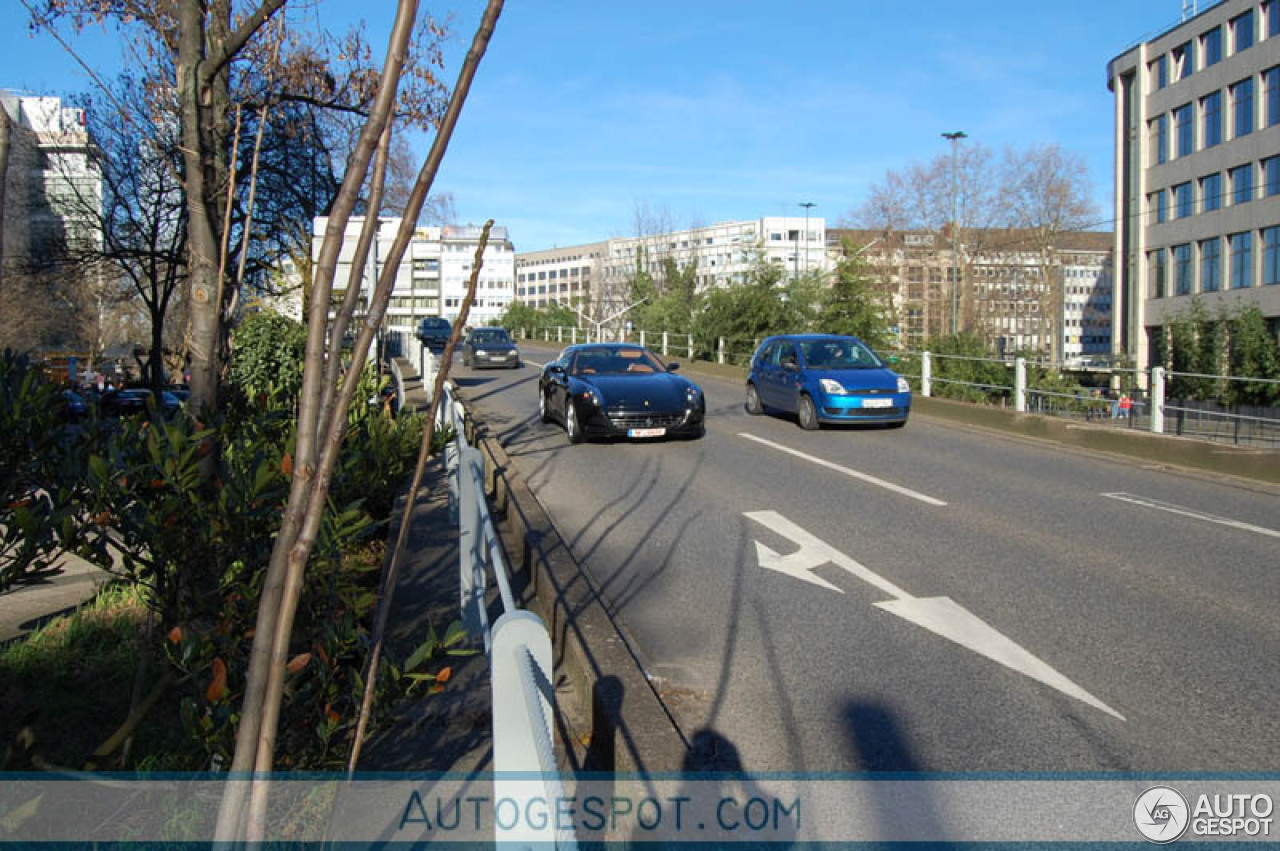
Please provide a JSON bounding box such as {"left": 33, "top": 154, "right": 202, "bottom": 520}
{"left": 746, "top": 511, "right": 910, "bottom": 598}
{"left": 1103, "top": 492, "right": 1280, "bottom": 539}
{"left": 873, "top": 597, "right": 1126, "bottom": 721}
{"left": 745, "top": 510, "right": 1125, "bottom": 721}
{"left": 738, "top": 433, "right": 947, "bottom": 506}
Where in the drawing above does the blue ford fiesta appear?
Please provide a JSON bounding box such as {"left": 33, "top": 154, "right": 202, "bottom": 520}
{"left": 745, "top": 334, "right": 911, "bottom": 429}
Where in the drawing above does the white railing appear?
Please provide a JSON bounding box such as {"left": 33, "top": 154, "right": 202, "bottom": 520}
{"left": 424, "top": 352, "right": 577, "bottom": 849}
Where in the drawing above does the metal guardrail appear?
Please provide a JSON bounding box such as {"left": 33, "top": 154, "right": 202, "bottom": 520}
{"left": 423, "top": 353, "right": 578, "bottom": 850}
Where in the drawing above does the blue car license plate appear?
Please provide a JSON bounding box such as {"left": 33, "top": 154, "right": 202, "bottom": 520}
{"left": 628, "top": 427, "right": 666, "bottom": 438}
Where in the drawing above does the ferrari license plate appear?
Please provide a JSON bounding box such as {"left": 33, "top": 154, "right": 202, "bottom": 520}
{"left": 628, "top": 427, "right": 666, "bottom": 438}
{"left": 861, "top": 398, "right": 892, "bottom": 408}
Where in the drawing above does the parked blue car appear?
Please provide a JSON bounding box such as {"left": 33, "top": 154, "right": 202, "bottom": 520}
{"left": 745, "top": 334, "right": 911, "bottom": 429}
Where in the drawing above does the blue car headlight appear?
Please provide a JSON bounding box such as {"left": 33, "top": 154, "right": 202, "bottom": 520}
{"left": 685, "top": 385, "right": 703, "bottom": 406}
{"left": 579, "top": 388, "right": 602, "bottom": 407}
{"left": 819, "top": 378, "right": 847, "bottom": 395}
{"left": 896, "top": 377, "right": 911, "bottom": 394}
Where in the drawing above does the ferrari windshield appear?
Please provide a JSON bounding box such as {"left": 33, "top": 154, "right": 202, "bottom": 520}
{"left": 569, "top": 346, "right": 666, "bottom": 376}
{"left": 800, "top": 338, "right": 884, "bottom": 369}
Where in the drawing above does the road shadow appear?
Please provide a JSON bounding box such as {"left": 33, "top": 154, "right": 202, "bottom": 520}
{"left": 841, "top": 700, "right": 952, "bottom": 846}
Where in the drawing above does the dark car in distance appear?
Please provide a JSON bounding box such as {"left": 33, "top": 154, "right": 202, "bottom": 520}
{"left": 539, "top": 343, "right": 705, "bottom": 443}
{"left": 746, "top": 334, "right": 911, "bottom": 429}
{"left": 100, "top": 388, "right": 182, "bottom": 419}
{"left": 415, "top": 316, "right": 453, "bottom": 352}
{"left": 461, "top": 327, "right": 521, "bottom": 369}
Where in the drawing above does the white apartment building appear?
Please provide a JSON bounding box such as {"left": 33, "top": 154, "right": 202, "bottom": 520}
{"left": 1, "top": 92, "right": 102, "bottom": 268}
{"left": 1107, "top": 0, "right": 1280, "bottom": 369}
{"left": 311, "top": 216, "right": 515, "bottom": 334}
{"left": 514, "top": 216, "right": 830, "bottom": 327}
{"left": 438, "top": 223, "right": 516, "bottom": 326}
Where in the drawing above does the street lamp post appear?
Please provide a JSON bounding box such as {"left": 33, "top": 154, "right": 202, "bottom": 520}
{"left": 798, "top": 201, "right": 816, "bottom": 276}
{"left": 941, "top": 130, "right": 967, "bottom": 336}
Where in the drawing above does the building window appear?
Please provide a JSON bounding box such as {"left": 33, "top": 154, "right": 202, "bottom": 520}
{"left": 1154, "top": 189, "right": 1168, "bottom": 223}
{"left": 1151, "top": 249, "right": 1167, "bottom": 298}
{"left": 1150, "top": 54, "right": 1167, "bottom": 88}
{"left": 1174, "top": 182, "right": 1193, "bottom": 218}
{"left": 1231, "top": 163, "right": 1254, "bottom": 204}
{"left": 1266, "top": 156, "right": 1280, "bottom": 196}
{"left": 1268, "top": 0, "right": 1280, "bottom": 37}
{"left": 1151, "top": 114, "right": 1168, "bottom": 164}
{"left": 1173, "top": 41, "right": 1195, "bottom": 79}
{"left": 1174, "top": 244, "right": 1192, "bottom": 295}
{"left": 1231, "top": 9, "right": 1255, "bottom": 52}
{"left": 1229, "top": 232, "right": 1253, "bottom": 288}
{"left": 1265, "top": 227, "right": 1280, "bottom": 285}
{"left": 1201, "top": 172, "right": 1222, "bottom": 211}
{"left": 1201, "top": 237, "right": 1221, "bottom": 292}
{"left": 1232, "top": 77, "right": 1254, "bottom": 137}
{"left": 1203, "top": 25, "right": 1223, "bottom": 66}
{"left": 1174, "top": 103, "right": 1194, "bottom": 156}
{"left": 1265, "top": 67, "right": 1280, "bottom": 126}
{"left": 1202, "top": 90, "right": 1222, "bottom": 146}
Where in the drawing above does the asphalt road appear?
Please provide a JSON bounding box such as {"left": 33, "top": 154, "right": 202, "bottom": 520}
{"left": 452, "top": 343, "right": 1280, "bottom": 773}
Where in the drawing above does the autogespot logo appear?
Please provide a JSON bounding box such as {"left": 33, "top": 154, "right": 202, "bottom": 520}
{"left": 1134, "top": 786, "right": 1190, "bottom": 844}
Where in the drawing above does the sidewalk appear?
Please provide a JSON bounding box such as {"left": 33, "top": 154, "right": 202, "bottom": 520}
{"left": 355, "top": 357, "right": 493, "bottom": 772}
{"left": 354, "top": 456, "right": 494, "bottom": 772}
{"left": 0, "top": 553, "right": 109, "bottom": 643}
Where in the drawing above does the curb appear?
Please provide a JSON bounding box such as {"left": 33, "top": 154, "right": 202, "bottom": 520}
{"left": 461, "top": 413, "right": 691, "bottom": 773}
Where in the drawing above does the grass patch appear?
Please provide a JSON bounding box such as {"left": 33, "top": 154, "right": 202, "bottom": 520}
{"left": 0, "top": 583, "right": 187, "bottom": 770}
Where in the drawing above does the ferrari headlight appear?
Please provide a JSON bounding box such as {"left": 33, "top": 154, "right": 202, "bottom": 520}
{"left": 819, "top": 378, "right": 847, "bottom": 395}
{"left": 897, "top": 377, "right": 911, "bottom": 394}
{"left": 579, "top": 388, "right": 602, "bottom": 407}
{"left": 685, "top": 385, "right": 702, "bottom": 405}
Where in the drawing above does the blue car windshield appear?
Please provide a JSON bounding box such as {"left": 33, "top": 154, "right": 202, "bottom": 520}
{"left": 570, "top": 347, "right": 666, "bottom": 375}
{"left": 801, "top": 339, "right": 883, "bottom": 369}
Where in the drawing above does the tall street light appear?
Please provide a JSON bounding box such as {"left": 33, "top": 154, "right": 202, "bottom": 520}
{"left": 798, "top": 201, "right": 816, "bottom": 276}
{"left": 941, "top": 130, "right": 967, "bottom": 336}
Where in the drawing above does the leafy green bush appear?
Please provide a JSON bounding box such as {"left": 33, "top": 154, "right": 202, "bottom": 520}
{"left": 0, "top": 350, "right": 91, "bottom": 590}
{"left": 1, "top": 330, "right": 443, "bottom": 770}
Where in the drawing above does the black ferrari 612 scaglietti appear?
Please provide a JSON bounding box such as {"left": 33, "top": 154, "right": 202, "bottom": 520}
{"left": 538, "top": 343, "right": 706, "bottom": 443}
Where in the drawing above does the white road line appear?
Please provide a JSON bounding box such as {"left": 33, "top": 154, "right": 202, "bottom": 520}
{"left": 524, "top": 359, "right": 544, "bottom": 368}
{"left": 1103, "top": 492, "right": 1280, "bottom": 539}
{"left": 738, "top": 432, "right": 947, "bottom": 506}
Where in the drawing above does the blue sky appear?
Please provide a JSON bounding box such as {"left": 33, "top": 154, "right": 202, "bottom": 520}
{"left": 2, "top": 1, "right": 1216, "bottom": 251}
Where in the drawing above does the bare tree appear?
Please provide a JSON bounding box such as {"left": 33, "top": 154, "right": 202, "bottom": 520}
{"left": 848, "top": 141, "right": 1096, "bottom": 351}
{"left": 998, "top": 143, "right": 1097, "bottom": 360}
{"left": 32, "top": 1, "right": 450, "bottom": 414}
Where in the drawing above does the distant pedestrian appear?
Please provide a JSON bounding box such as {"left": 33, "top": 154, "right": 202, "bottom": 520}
{"left": 1110, "top": 392, "right": 1121, "bottom": 419}
{"left": 1119, "top": 394, "right": 1132, "bottom": 419}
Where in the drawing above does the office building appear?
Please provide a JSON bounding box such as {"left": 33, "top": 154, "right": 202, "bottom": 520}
{"left": 1107, "top": 0, "right": 1280, "bottom": 369}
{"left": 831, "top": 228, "right": 1113, "bottom": 362}
{"left": 515, "top": 216, "right": 831, "bottom": 327}
{"left": 1, "top": 92, "right": 102, "bottom": 269}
